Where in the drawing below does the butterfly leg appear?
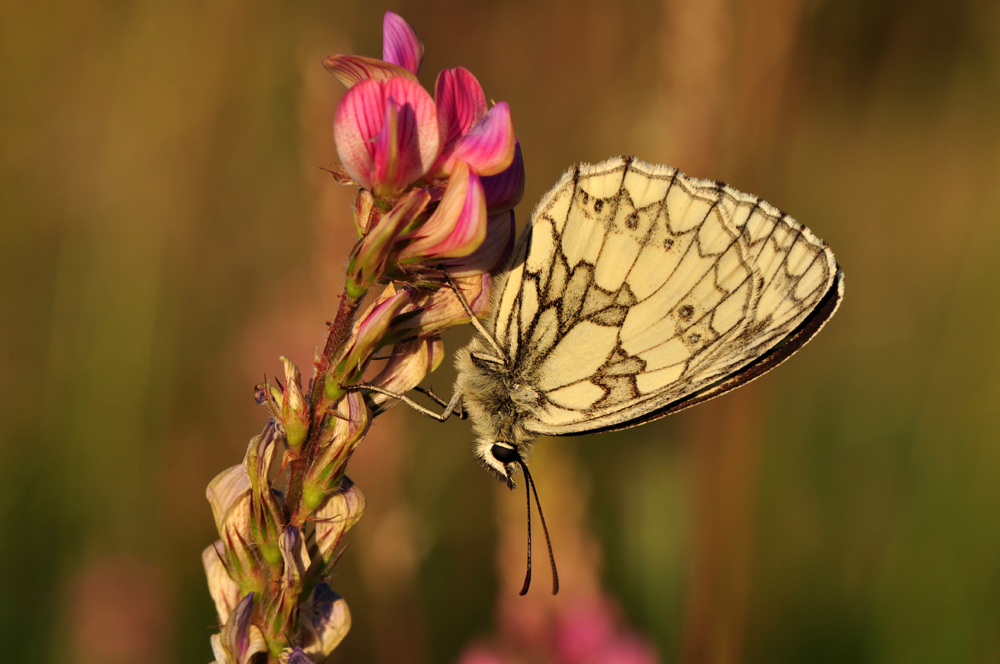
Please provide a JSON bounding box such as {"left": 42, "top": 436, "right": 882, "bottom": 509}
{"left": 348, "top": 384, "right": 463, "bottom": 422}
{"left": 437, "top": 269, "right": 507, "bottom": 362}
{"left": 413, "top": 386, "right": 467, "bottom": 419}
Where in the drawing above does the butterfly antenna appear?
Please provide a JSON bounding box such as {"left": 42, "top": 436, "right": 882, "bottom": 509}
{"left": 518, "top": 460, "right": 559, "bottom": 595}
{"left": 519, "top": 463, "right": 533, "bottom": 595}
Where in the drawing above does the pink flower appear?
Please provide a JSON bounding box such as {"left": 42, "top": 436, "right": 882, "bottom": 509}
{"left": 334, "top": 77, "right": 440, "bottom": 200}
{"left": 322, "top": 11, "right": 423, "bottom": 88}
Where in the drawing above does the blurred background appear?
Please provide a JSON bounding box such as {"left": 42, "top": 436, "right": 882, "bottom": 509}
{"left": 3, "top": 0, "right": 1000, "bottom": 662}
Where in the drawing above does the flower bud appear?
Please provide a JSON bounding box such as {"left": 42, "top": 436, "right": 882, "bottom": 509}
{"left": 322, "top": 12, "right": 423, "bottom": 89}
{"left": 314, "top": 476, "right": 366, "bottom": 564}
{"left": 439, "top": 210, "right": 515, "bottom": 278}
{"left": 346, "top": 189, "right": 431, "bottom": 298}
{"left": 382, "top": 11, "right": 423, "bottom": 75}
{"left": 432, "top": 102, "right": 515, "bottom": 178}
{"left": 482, "top": 140, "right": 524, "bottom": 213}
{"left": 330, "top": 285, "right": 414, "bottom": 391}
{"left": 255, "top": 357, "right": 310, "bottom": 451}
{"left": 435, "top": 67, "right": 487, "bottom": 153}
{"left": 302, "top": 393, "right": 371, "bottom": 513}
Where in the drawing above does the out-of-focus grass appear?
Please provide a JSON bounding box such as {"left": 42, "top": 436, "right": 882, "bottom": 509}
{"left": 2, "top": 1, "right": 1000, "bottom": 663}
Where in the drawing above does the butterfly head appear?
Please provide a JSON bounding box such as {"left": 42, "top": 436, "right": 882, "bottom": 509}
{"left": 474, "top": 440, "right": 523, "bottom": 489}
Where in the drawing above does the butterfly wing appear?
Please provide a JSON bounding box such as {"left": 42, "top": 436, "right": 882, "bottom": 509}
{"left": 489, "top": 157, "right": 843, "bottom": 436}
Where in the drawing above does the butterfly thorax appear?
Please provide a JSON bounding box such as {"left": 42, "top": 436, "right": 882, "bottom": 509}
{"left": 454, "top": 336, "right": 540, "bottom": 484}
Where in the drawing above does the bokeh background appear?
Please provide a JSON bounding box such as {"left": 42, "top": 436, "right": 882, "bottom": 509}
{"left": 4, "top": 0, "right": 1000, "bottom": 662}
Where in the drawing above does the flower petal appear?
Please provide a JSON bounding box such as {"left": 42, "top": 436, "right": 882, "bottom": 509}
{"left": 322, "top": 54, "right": 418, "bottom": 89}
{"left": 481, "top": 140, "right": 524, "bottom": 213}
{"left": 398, "top": 162, "right": 487, "bottom": 261}
{"left": 334, "top": 77, "right": 439, "bottom": 197}
{"left": 202, "top": 542, "right": 243, "bottom": 624}
{"left": 435, "top": 67, "right": 487, "bottom": 151}
{"left": 206, "top": 465, "right": 251, "bottom": 536}
{"left": 314, "top": 476, "right": 366, "bottom": 562}
{"left": 436, "top": 102, "right": 515, "bottom": 177}
{"left": 368, "top": 336, "right": 446, "bottom": 413}
{"left": 301, "top": 584, "right": 352, "bottom": 658}
{"left": 440, "top": 210, "right": 515, "bottom": 278}
{"left": 382, "top": 12, "right": 423, "bottom": 75}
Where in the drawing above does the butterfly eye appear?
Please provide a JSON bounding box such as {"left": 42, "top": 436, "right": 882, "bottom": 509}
{"left": 491, "top": 444, "right": 520, "bottom": 464}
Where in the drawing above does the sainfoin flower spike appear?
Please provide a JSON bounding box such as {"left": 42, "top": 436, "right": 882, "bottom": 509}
{"left": 205, "top": 11, "right": 521, "bottom": 659}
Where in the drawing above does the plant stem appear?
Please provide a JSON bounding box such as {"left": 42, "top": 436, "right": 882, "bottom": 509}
{"left": 285, "top": 287, "right": 364, "bottom": 522}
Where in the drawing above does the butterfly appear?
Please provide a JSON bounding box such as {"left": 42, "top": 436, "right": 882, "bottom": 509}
{"left": 369, "top": 156, "right": 844, "bottom": 594}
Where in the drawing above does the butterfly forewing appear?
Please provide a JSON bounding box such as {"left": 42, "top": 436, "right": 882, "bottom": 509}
{"left": 488, "top": 157, "right": 842, "bottom": 435}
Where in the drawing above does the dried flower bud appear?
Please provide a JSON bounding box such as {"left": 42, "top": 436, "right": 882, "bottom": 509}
{"left": 281, "top": 647, "right": 314, "bottom": 664}
{"left": 206, "top": 465, "right": 268, "bottom": 593}
{"left": 206, "top": 465, "right": 251, "bottom": 538}
{"left": 392, "top": 274, "right": 491, "bottom": 339}
{"left": 314, "top": 476, "right": 366, "bottom": 564}
{"left": 353, "top": 188, "right": 378, "bottom": 236}
{"left": 299, "top": 584, "right": 351, "bottom": 659}
{"left": 210, "top": 593, "right": 268, "bottom": 664}
{"left": 243, "top": 422, "right": 284, "bottom": 565}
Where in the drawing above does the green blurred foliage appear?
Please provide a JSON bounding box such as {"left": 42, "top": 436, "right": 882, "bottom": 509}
{"left": 2, "top": 0, "right": 1000, "bottom": 663}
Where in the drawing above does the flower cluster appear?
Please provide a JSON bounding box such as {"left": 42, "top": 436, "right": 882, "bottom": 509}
{"left": 203, "top": 12, "right": 520, "bottom": 663}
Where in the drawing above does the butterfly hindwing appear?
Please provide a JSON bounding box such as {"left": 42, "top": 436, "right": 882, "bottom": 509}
{"left": 488, "top": 157, "right": 842, "bottom": 436}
